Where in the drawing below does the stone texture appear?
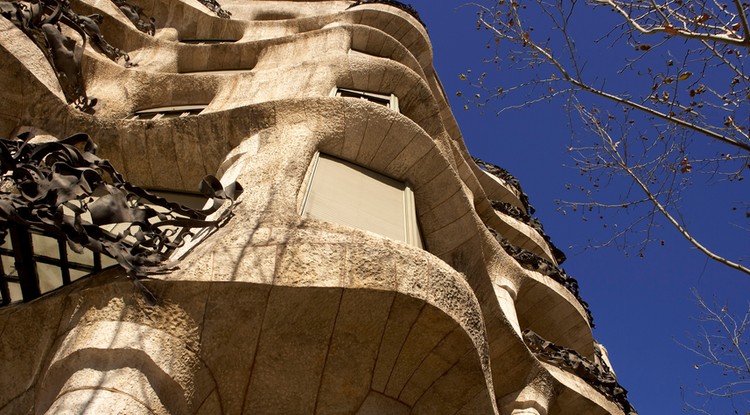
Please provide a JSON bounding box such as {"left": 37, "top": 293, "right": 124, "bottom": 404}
{"left": 0, "top": 1, "right": 629, "bottom": 414}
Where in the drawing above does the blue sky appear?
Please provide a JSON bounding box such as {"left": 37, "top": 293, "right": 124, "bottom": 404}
{"left": 404, "top": 1, "right": 750, "bottom": 413}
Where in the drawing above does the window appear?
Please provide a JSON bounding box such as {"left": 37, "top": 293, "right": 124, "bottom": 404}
{"left": 179, "top": 69, "right": 253, "bottom": 75}
{"left": 0, "top": 225, "right": 117, "bottom": 305}
{"left": 301, "top": 153, "right": 422, "bottom": 247}
{"left": 0, "top": 191, "right": 206, "bottom": 305}
{"left": 254, "top": 11, "right": 297, "bottom": 20}
{"left": 128, "top": 105, "right": 206, "bottom": 120}
{"left": 331, "top": 87, "right": 399, "bottom": 112}
{"left": 180, "top": 39, "right": 238, "bottom": 45}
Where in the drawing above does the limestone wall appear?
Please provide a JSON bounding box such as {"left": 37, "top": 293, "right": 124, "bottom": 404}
{"left": 0, "top": 1, "right": 631, "bottom": 414}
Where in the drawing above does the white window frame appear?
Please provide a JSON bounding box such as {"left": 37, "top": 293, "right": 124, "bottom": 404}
{"left": 301, "top": 153, "right": 422, "bottom": 248}
{"left": 179, "top": 69, "right": 254, "bottom": 75}
{"left": 330, "top": 87, "right": 399, "bottom": 112}
{"left": 129, "top": 105, "right": 207, "bottom": 120}
{"left": 0, "top": 190, "right": 207, "bottom": 304}
{"left": 180, "top": 39, "right": 238, "bottom": 45}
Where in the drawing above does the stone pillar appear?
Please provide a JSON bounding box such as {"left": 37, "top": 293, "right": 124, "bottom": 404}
{"left": 35, "top": 282, "right": 208, "bottom": 415}
{"left": 493, "top": 279, "right": 522, "bottom": 336}
{"left": 499, "top": 373, "right": 555, "bottom": 415}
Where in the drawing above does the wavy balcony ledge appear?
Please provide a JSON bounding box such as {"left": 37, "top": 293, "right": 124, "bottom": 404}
{"left": 524, "top": 330, "right": 637, "bottom": 415}
{"left": 347, "top": 0, "right": 426, "bottom": 28}
{"left": 473, "top": 157, "right": 529, "bottom": 213}
{"left": 486, "top": 209, "right": 557, "bottom": 264}
{"left": 491, "top": 200, "right": 566, "bottom": 265}
{"left": 516, "top": 269, "right": 595, "bottom": 358}
{"left": 488, "top": 229, "right": 594, "bottom": 329}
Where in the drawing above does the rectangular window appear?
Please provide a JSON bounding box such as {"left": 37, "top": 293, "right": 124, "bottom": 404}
{"left": 331, "top": 87, "right": 399, "bottom": 112}
{"left": 180, "top": 39, "right": 238, "bottom": 44}
{"left": 301, "top": 153, "right": 422, "bottom": 248}
{"left": 0, "top": 225, "right": 113, "bottom": 305}
{"left": 0, "top": 191, "right": 205, "bottom": 305}
{"left": 129, "top": 105, "right": 207, "bottom": 120}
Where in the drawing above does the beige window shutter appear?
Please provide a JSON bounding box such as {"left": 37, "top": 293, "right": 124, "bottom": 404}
{"left": 302, "top": 154, "right": 422, "bottom": 247}
{"left": 331, "top": 87, "right": 399, "bottom": 112}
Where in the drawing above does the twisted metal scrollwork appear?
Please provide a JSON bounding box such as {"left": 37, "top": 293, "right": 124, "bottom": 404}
{"left": 347, "top": 0, "right": 425, "bottom": 28}
{"left": 491, "top": 200, "right": 566, "bottom": 265}
{"left": 488, "top": 227, "right": 594, "bottom": 327}
{"left": 75, "top": 12, "right": 133, "bottom": 66}
{"left": 112, "top": 0, "right": 155, "bottom": 35}
{"left": 1, "top": 0, "right": 135, "bottom": 111}
{"left": 1, "top": 0, "right": 94, "bottom": 110}
{"left": 0, "top": 131, "right": 242, "bottom": 303}
{"left": 198, "top": 0, "right": 231, "bottom": 19}
{"left": 523, "top": 330, "right": 638, "bottom": 415}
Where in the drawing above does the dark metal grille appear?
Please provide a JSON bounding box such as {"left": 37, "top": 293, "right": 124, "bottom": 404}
{"left": 0, "top": 132, "right": 242, "bottom": 306}
{"left": 523, "top": 330, "right": 638, "bottom": 415}
{"left": 487, "top": 227, "right": 594, "bottom": 327}
{"left": 0, "top": 226, "right": 109, "bottom": 305}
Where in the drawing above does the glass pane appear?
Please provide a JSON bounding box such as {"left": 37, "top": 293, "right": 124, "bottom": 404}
{"left": 32, "top": 233, "right": 60, "bottom": 259}
{"left": 66, "top": 244, "right": 95, "bottom": 266}
{"left": 1, "top": 256, "right": 17, "bottom": 277}
{"left": 135, "top": 112, "right": 158, "bottom": 120}
{"left": 8, "top": 282, "right": 22, "bottom": 302}
{"left": 37, "top": 263, "right": 62, "bottom": 294}
{"left": 103, "top": 222, "right": 131, "bottom": 237}
{"left": 366, "top": 96, "right": 390, "bottom": 106}
{"left": 70, "top": 269, "right": 89, "bottom": 282}
{"left": 338, "top": 89, "right": 390, "bottom": 106}
{"left": 180, "top": 39, "right": 237, "bottom": 44}
{"left": 0, "top": 234, "right": 11, "bottom": 250}
{"left": 101, "top": 255, "right": 118, "bottom": 269}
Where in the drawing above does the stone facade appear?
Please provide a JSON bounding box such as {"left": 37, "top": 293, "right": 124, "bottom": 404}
{"left": 0, "top": 1, "right": 634, "bottom": 414}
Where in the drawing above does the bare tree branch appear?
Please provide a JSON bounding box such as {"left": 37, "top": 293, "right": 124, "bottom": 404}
{"left": 679, "top": 290, "right": 750, "bottom": 413}
{"left": 472, "top": 4, "right": 750, "bottom": 152}
{"left": 576, "top": 104, "right": 750, "bottom": 276}
{"left": 592, "top": 0, "right": 750, "bottom": 47}
{"left": 462, "top": 0, "right": 749, "bottom": 278}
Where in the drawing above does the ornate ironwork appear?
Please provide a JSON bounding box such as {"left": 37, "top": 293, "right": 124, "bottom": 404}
{"left": 197, "top": 0, "right": 231, "bottom": 19}
{"left": 347, "top": 0, "right": 425, "bottom": 28}
{"left": 488, "top": 227, "right": 594, "bottom": 327}
{"left": 1, "top": 0, "right": 94, "bottom": 110}
{"left": 473, "top": 157, "right": 534, "bottom": 215}
{"left": 523, "top": 330, "right": 638, "bottom": 415}
{"left": 0, "top": 131, "right": 242, "bottom": 305}
{"left": 491, "top": 200, "right": 566, "bottom": 265}
{"left": 112, "top": 0, "right": 156, "bottom": 36}
{"left": 112, "top": 0, "right": 155, "bottom": 35}
{"left": 74, "top": 12, "right": 133, "bottom": 66}
{"left": 1, "top": 0, "right": 135, "bottom": 110}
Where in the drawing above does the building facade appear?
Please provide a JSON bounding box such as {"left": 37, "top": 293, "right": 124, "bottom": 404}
{"left": 0, "top": 0, "right": 636, "bottom": 414}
